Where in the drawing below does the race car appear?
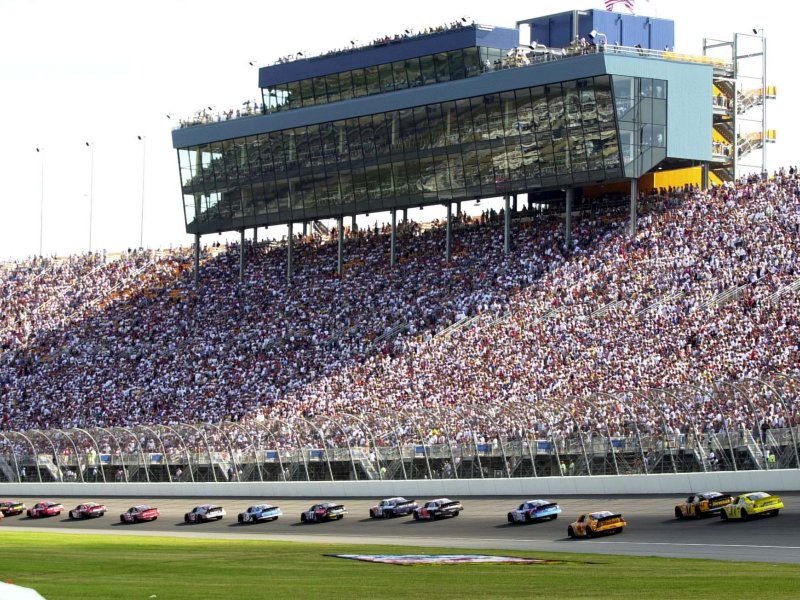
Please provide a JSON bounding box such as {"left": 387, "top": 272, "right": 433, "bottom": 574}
{"left": 238, "top": 504, "right": 282, "bottom": 524}
{"left": 119, "top": 505, "right": 160, "bottom": 523}
{"left": 184, "top": 504, "right": 226, "bottom": 523}
{"left": 720, "top": 492, "right": 783, "bottom": 521}
{"left": 412, "top": 498, "right": 463, "bottom": 521}
{"left": 26, "top": 501, "right": 64, "bottom": 518}
{"left": 300, "top": 502, "right": 347, "bottom": 523}
{"left": 68, "top": 502, "right": 107, "bottom": 520}
{"left": 507, "top": 499, "right": 562, "bottom": 523}
{"left": 567, "top": 511, "right": 626, "bottom": 538}
{"left": 369, "top": 497, "right": 418, "bottom": 519}
{"left": 674, "top": 492, "right": 732, "bottom": 519}
{"left": 0, "top": 500, "right": 26, "bottom": 517}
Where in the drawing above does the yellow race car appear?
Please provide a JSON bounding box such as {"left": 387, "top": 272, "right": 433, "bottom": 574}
{"left": 567, "top": 511, "right": 626, "bottom": 538}
{"left": 674, "top": 492, "right": 732, "bottom": 519}
{"left": 720, "top": 492, "right": 783, "bottom": 521}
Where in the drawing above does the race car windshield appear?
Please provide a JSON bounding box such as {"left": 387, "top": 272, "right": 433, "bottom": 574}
{"left": 746, "top": 492, "right": 769, "bottom": 500}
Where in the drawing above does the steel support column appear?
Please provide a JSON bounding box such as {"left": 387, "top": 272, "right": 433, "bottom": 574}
{"left": 337, "top": 216, "right": 344, "bottom": 276}
{"left": 701, "top": 162, "right": 709, "bottom": 191}
{"left": 239, "top": 229, "right": 245, "bottom": 283}
{"left": 193, "top": 233, "right": 200, "bottom": 285}
{"left": 390, "top": 209, "right": 397, "bottom": 268}
{"left": 445, "top": 203, "right": 452, "bottom": 262}
{"left": 287, "top": 222, "right": 293, "bottom": 283}
{"left": 565, "top": 188, "right": 574, "bottom": 249}
{"left": 503, "top": 194, "right": 510, "bottom": 255}
{"left": 629, "top": 178, "right": 638, "bottom": 238}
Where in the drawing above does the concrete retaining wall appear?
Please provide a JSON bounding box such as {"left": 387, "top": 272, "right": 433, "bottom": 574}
{"left": 1, "top": 470, "right": 798, "bottom": 498}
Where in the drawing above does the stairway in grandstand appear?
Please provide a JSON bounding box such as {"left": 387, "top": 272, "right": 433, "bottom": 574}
{"left": 0, "top": 458, "right": 16, "bottom": 482}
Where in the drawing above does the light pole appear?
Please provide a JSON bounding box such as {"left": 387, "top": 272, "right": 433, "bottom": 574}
{"left": 36, "top": 147, "right": 44, "bottom": 256}
{"left": 85, "top": 141, "right": 94, "bottom": 252}
{"left": 138, "top": 135, "right": 146, "bottom": 248}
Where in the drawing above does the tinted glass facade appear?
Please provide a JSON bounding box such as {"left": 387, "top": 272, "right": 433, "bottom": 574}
{"left": 265, "top": 47, "right": 511, "bottom": 112}
{"left": 179, "top": 74, "right": 667, "bottom": 233}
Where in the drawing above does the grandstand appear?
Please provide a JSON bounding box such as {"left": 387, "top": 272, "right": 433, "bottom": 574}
{"left": 0, "top": 9, "right": 796, "bottom": 484}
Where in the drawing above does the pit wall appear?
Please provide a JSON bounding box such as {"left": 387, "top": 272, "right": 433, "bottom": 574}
{"left": 1, "top": 470, "right": 798, "bottom": 498}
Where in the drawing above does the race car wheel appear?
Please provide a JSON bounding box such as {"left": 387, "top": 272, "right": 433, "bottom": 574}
{"left": 337, "top": 515, "right": 343, "bottom": 520}
{"left": 69, "top": 511, "right": 77, "bottom": 520}
{"left": 615, "top": 528, "right": 623, "bottom": 534}
{"left": 567, "top": 526, "right": 575, "bottom": 538}
{"left": 771, "top": 509, "right": 779, "bottom": 517}
{"left": 184, "top": 515, "right": 191, "bottom": 523}
{"left": 413, "top": 512, "right": 419, "bottom": 521}
{"left": 383, "top": 511, "right": 392, "bottom": 519}
{"left": 740, "top": 509, "right": 748, "bottom": 521}
{"left": 585, "top": 527, "right": 593, "bottom": 538}
{"left": 550, "top": 515, "right": 558, "bottom": 521}
{"left": 720, "top": 510, "right": 728, "bottom": 521}
{"left": 675, "top": 507, "right": 683, "bottom": 519}
{"left": 525, "top": 513, "right": 533, "bottom": 523}
{"left": 120, "top": 515, "right": 125, "bottom": 523}
{"left": 301, "top": 513, "right": 307, "bottom": 523}
{"left": 238, "top": 515, "right": 244, "bottom": 523}
{"left": 507, "top": 513, "right": 514, "bottom": 523}
{"left": 453, "top": 512, "right": 459, "bottom": 517}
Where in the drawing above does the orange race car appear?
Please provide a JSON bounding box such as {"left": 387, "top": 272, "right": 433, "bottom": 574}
{"left": 568, "top": 511, "right": 626, "bottom": 538}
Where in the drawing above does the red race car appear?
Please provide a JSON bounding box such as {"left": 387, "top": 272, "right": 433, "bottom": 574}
{"left": 119, "top": 505, "right": 160, "bottom": 523}
{"left": 69, "top": 502, "right": 107, "bottom": 520}
{"left": 27, "top": 501, "right": 64, "bottom": 518}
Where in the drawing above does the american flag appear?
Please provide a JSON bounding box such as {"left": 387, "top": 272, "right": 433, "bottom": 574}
{"left": 605, "top": 0, "right": 635, "bottom": 11}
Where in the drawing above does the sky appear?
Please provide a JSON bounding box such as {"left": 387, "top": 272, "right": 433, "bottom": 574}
{"left": 0, "top": 0, "right": 792, "bottom": 260}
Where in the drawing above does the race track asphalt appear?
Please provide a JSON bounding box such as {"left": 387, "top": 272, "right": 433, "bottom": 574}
{"left": 2, "top": 494, "right": 799, "bottom": 564}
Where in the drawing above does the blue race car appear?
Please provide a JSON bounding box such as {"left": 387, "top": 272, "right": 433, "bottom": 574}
{"left": 238, "top": 503, "right": 282, "bottom": 524}
{"left": 507, "top": 499, "right": 561, "bottom": 523}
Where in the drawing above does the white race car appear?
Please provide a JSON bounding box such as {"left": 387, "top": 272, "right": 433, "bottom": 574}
{"left": 507, "top": 499, "right": 561, "bottom": 523}
{"left": 184, "top": 504, "right": 226, "bottom": 523}
{"left": 369, "top": 497, "right": 418, "bottom": 518}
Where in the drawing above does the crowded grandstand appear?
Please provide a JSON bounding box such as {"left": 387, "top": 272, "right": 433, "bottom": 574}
{"left": 0, "top": 171, "right": 798, "bottom": 480}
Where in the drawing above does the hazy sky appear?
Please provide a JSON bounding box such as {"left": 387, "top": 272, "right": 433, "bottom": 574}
{"left": 0, "top": 0, "right": 790, "bottom": 260}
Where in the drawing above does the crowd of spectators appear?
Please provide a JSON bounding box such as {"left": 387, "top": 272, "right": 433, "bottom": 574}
{"left": 1, "top": 171, "right": 799, "bottom": 458}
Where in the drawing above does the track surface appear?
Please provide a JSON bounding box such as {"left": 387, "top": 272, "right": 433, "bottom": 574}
{"left": 2, "top": 494, "right": 799, "bottom": 563}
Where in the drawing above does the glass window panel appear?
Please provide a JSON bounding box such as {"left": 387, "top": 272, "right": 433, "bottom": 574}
{"left": 359, "top": 115, "right": 375, "bottom": 158}
{"left": 373, "top": 113, "right": 390, "bottom": 157}
{"left": 392, "top": 158, "right": 410, "bottom": 199}
{"left": 463, "top": 47, "right": 480, "bottom": 77}
{"left": 405, "top": 57, "right": 422, "bottom": 87}
{"left": 300, "top": 79, "right": 314, "bottom": 107}
{"left": 641, "top": 78, "right": 653, "bottom": 97}
{"left": 484, "top": 94, "right": 504, "bottom": 139}
{"left": 653, "top": 79, "right": 667, "bottom": 99}
{"left": 365, "top": 65, "right": 380, "bottom": 95}
{"left": 312, "top": 77, "right": 327, "bottom": 104}
{"left": 286, "top": 82, "right": 301, "bottom": 110}
{"left": 346, "top": 118, "right": 363, "bottom": 161}
{"left": 434, "top": 52, "right": 451, "bottom": 83}
{"left": 352, "top": 68, "right": 367, "bottom": 98}
{"left": 413, "top": 106, "right": 430, "bottom": 152}
{"left": 326, "top": 73, "right": 341, "bottom": 103}
{"left": 392, "top": 61, "right": 408, "bottom": 90}
{"left": 652, "top": 125, "right": 666, "bottom": 148}
{"left": 469, "top": 97, "right": 487, "bottom": 141}
{"left": 449, "top": 49, "right": 466, "bottom": 80}
{"left": 653, "top": 98, "right": 667, "bottom": 125}
{"left": 378, "top": 63, "right": 394, "bottom": 93}
{"left": 530, "top": 86, "right": 549, "bottom": 131}
{"left": 420, "top": 55, "right": 435, "bottom": 85}
{"left": 427, "top": 104, "right": 446, "bottom": 148}
{"left": 339, "top": 71, "right": 353, "bottom": 100}
{"left": 613, "top": 75, "right": 635, "bottom": 99}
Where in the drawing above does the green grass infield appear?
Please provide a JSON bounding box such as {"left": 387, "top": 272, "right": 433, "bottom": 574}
{"left": 1, "top": 531, "right": 798, "bottom": 599}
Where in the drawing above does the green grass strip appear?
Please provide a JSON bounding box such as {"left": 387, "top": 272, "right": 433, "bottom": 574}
{"left": 0, "top": 531, "right": 797, "bottom": 599}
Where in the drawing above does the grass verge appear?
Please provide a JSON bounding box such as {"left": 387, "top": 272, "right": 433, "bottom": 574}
{"left": 0, "top": 531, "right": 797, "bottom": 599}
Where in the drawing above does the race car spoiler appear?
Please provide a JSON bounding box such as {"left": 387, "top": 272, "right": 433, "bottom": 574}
{"left": 441, "top": 501, "right": 463, "bottom": 509}
{"left": 396, "top": 500, "right": 416, "bottom": 506}
{"left": 596, "top": 513, "right": 623, "bottom": 524}
{"left": 533, "top": 503, "right": 559, "bottom": 512}
{"left": 327, "top": 505, "right": 346, "bottom": 512}
{"left": 707, "top": 495, "right": 732, "bottom": 506}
